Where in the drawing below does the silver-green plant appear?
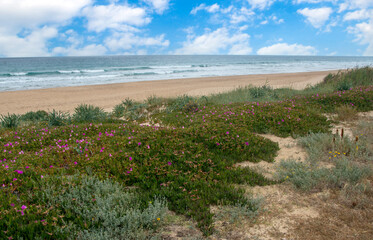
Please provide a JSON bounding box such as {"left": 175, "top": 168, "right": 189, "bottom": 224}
{"left": 41, "top": 174, "right": 168, "bottom": 240}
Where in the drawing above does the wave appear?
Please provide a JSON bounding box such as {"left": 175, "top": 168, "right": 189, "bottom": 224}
{"left": 105, "top": 66, "right": 152, "bottom": 72}
{"left": 123, "top": 72, "right": 158, "bottom": 77}
{"left": 1, "top": 69, "right": 109, "bottom": 77}
{"left": 1, "top": 66, "right": 198, "bottom": 78}
{"left": 191, "top": 64, "right": 210, "bottom": 68}
{"left": 172, "top": 70, "right": 199, "bottom": 74}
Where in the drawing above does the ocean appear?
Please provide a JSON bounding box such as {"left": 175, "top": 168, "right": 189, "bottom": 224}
{"left": 0, "top": 55, "right": 372, "bottom": 92}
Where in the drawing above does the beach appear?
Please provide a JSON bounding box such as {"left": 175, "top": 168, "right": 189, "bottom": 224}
{"left": 0, "top": 70, "right": 339, "bottom": 115}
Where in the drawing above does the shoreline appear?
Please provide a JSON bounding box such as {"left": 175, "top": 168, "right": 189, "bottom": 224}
{"left": 0, "top": 70, "right": 340, "bottom": 115}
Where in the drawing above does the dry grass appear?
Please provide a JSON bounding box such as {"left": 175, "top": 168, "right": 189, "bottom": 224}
{"left": 292, "top": 185, "right": 373, "bottom": 240}
{"left": 334, "top": 105, "right": 359, "bottom": 122}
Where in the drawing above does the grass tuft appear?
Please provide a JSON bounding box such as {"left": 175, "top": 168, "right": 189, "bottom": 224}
{"left": 73, "top": 104, "right": 107, "bottom": 123}
{"left": 0, "top": 113, "right": 20, "bottom": 129}
{"left": 334, "top": 105, "right": 359, "bottom": 122}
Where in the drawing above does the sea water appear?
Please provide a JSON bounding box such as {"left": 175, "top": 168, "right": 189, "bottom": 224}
{"left": 0, "top": 55, "right": 372, "bottom": 92}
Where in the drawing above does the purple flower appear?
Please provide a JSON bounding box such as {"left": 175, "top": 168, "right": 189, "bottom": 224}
{"left": 245, "top": 142, "right": 249, "bottom": 146}
{"left": 168, "top": 162, "right": 172, "bottom": 166}
{"left": 129, "top": 157, "right": 132, "bottom": 161}
{"left": 138, "top": 142, "right": 141, "bottom": 146}
{"left": 226, "top": 131, "right": 229, "bottom": 134}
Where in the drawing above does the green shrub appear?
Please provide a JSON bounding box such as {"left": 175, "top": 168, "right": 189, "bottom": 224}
{"left": 41, "top": 175, "right": 168, "bottom": 240}
{"left": 73, "top": 104, "right": 107, "bottom": 123}
{"left": 48, "top": 109, "right": 70, "bottom": 126}
{"left": 277, "top": 157, "right": 371, "bottom": 191}
{"left": 0, "top": 113, "right": 20, "bottom": 129}
{"left": 329, "top": 158, "right": 371, "bottom": 187}
{"left": 20, "top": 110, "right": 48, "bottom": 122}
{"left": 167, "top": 95, "right": 196, "bottom": 112}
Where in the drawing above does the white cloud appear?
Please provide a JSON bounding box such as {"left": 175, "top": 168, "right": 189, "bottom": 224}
{"left": 270, "top": 15, "right": 285, "bottom": 24}
{"left": 230, "top": 7, "right": 255, "bottom": 24}
{"left": 246, "top": 0, "right": 275, "bottom": 10}
{"left": 348, "top": 20, "right": 373, "bottom": 56}
{"left": 174, "top": 27, "right": 252, "bottom": 55}
{"left": 105, "top": 33, "right": 169, "bottom": 52}
{"left": 297, "top": 7, "right": 333, "bottom": 28}
{"left": 52, "top": 44, "right": 107, "bottom": 56}
{"left": 83, "top": 4, "right": 151, "bottom": 32}
{"left": 344, "top": 9, "right": 373, "bottom": 21}
{"left": 0, "top": 0, "right": 91, "bottom": 34}
{"left": 257, "top": 43, "right": 317, "bottom": 55}
{"left": 294, "top": 0, "right": 336, "bottom": 3}
{"left": 0, "top": 27, "right": 58, "bottom": 57}
{"left": 143, "top": 0, "right": 170, "bottom": 14}
{"left": 261, "top": 20, "right": 269, "bottom": 25}
{"left": 191, "top": 3, "right": 220, "bottom": 15}
{"left": 0, "top": 0, "right": 92, "bottom": 57}
{"left": 341, "top": 0, "right": 373, "bottom": 10}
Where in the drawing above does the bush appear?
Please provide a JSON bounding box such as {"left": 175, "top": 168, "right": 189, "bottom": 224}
{"left": 277, "top": 156, "right": 372, "bottom": 191}
{"left": 41, "top": 174, "right": 168, "bottom": 240}
{"left": 0, "top": 113, "right": 20, "bottom": 129}
{"left": 167, "top": 95, "right": 196, "bottom": 112}
{"left": 20, "top": 110, "right": 48, "bottom": 122}
{"left": 73, "top": 104, "right": 107, "bottom": 123}
{"left": 48, "top": 109, "right": 70, "bottom": 126}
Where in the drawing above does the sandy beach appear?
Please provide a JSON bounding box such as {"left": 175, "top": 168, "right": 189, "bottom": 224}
{"left": 0, "top": 70, "right": 339, "bottom": 115}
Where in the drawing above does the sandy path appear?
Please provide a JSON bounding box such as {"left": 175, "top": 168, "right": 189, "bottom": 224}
{"left": 0, "top": 70, "right": 338, "bottom": 115}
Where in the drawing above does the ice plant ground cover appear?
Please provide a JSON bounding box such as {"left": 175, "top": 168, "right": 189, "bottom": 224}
{"left": 0, "top": 68, "right": 373, "bottom": 239}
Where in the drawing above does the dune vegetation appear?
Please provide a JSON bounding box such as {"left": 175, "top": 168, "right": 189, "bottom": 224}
{"left": 1, "top": 67, "right": 373, "bottom": 239}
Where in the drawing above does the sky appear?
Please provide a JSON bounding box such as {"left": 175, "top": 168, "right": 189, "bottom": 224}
{"left": 0, "top": 0, "right": 373, "bottom": 57}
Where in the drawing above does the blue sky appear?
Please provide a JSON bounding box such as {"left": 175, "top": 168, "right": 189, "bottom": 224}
{"left": 0, "top": 0, "right": 373, "bottom": 57}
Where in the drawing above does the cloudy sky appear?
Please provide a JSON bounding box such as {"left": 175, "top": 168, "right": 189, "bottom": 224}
{"left": 0, "top": 0, "right": 372, "bottom": 57}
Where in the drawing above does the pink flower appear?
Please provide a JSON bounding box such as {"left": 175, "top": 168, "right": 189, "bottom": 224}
{"left": 13, "top": 178, "right": 17, "bottom": 181}
{"left": 129, "top": 157, "right": 132, "bottom": 161}
{"left": 41, "top": 175, "right": 44, "bottom": 178}
{"left": 245, "top": 142, "right": 249, "bottom": 146}
{"left": 138, "top": 142, "right": 141, "bottom": 146}
{"left": 74, "top": 162, "right": 78, "bottom": 165}
{"left": 49, "top": 165, "right": 53, "bottom": 168}
{"left": 21, "top": 205, "right": 27, "bottom": 210}
{"left": 226, "top": 131, "right": 229, "bottom": 134}
{"left": 10, "top": 203, "right": 15, "bottom": 207}
{"left": 168, "top": 162, "right": 172, "bottom": 166}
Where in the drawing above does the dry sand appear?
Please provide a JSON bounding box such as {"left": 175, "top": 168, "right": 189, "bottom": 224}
{"left": 0, "top": 70, "right": 339, "bottom": 115}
